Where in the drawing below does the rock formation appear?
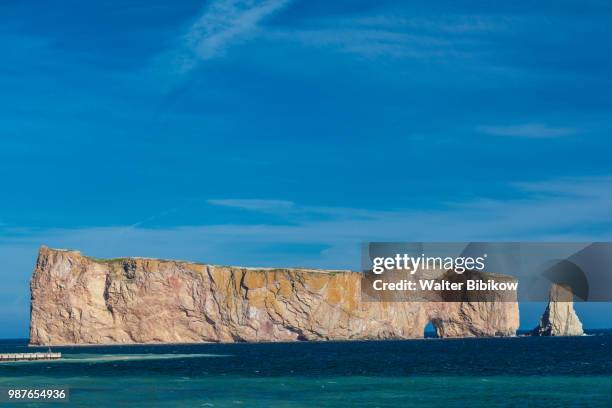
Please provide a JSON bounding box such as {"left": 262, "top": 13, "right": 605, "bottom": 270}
{"left": 30, "top": 247, "right": 520, "bottom": 345}
{"left": 532, "top": 283, "right": 584, "bottom": 336}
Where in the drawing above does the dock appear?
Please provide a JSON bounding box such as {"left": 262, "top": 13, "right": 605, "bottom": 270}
{"left": 0, "top": 352, "right": 61, "bottom": 362}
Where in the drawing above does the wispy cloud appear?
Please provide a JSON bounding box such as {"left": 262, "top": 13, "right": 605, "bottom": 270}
{"left": 265, "top": 13, "right": 506, "bottom": 60}
{"left": 158, "top": 0, "right": 290, "bottom": 76}
{"left": 477, "top": 123, "right": 579, "bottom": 138}
{"left": 272, "top": 29, "right": 462, "bottom": 59}
{"left": 208, "top": 198, "right": 294, "bottom": 212}
{"left": 4, "top": 176, "right": 612, "bottom": 270}
{"left": 336, "top": 15, "right": 507, "bottom": 34}
{"left": 513, "top": 176, "right": 612, "bottom": 196}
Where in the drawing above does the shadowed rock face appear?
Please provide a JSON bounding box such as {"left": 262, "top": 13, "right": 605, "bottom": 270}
{"left": 29, "top": 247, "right": 519, "bottom": 345}
{"left": 533, "top": 283, "right": 584, "bottom": 336}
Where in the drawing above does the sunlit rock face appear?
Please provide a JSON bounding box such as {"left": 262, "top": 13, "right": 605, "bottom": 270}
{"left": 532, "top": 283, "right": 584, "bottom": 337}
{"left": 30, "top": 247, "right": 519, "bottom": 345}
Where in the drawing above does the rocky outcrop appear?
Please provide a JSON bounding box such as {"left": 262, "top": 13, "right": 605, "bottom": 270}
{"left": 532, "top": 283, "right": 584, "bottom": 336}
{"left": 29, "top": 247, "right": 519, "bottom": 345}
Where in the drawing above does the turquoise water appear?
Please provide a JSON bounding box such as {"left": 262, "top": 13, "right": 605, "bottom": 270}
{"left": 1, "top": 331, "right": 611, "bottom": 407}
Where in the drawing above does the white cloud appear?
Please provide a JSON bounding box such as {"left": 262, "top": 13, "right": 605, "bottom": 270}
{"left": 4, "top": 176, "right": 612, "bottom": 271}
{"left": 477, "top": 123, "right": 579, "bottom": 138}
{"left": 208, "top": 198, "right": 294, "bottom": 212}
{"left": 268, "top": 27, "right": 468, "bottom": 60}
{"left": 333, "top": 14, "right": 507, "bottom": 34}
{"left": 165, "top": 0, "right": 290, "bottom": 75}
{"left": 263, "top": 13, "right": 506, "bottom": 60}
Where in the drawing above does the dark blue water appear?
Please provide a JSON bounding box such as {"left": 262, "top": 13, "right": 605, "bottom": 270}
{"left": 1, "top": 331, "right": 611, "bottom": 407}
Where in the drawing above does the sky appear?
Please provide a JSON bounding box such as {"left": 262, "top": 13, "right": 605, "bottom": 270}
{"left": 2, "top": 0, "right": 612, "bottom": 338}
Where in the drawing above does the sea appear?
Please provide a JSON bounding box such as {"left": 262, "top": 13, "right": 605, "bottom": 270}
{"left": 1, "top": 330, "right": 611, "bottom": 407}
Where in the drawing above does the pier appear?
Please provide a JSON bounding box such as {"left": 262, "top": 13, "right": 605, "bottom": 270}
{"left": 0, "top": 352, "right": 61, "bottom": 362}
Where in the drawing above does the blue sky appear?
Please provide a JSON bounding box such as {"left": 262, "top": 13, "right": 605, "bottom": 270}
{"left": 2, "top": 0, "right": 612, "bottom": 337}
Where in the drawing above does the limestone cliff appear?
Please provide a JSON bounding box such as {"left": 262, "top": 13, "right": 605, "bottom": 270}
{"left": 532, "top": 283, "right": 584, "bottom": 336}
{"left": 29, "top": 247, "right": 519, "bottom": 345}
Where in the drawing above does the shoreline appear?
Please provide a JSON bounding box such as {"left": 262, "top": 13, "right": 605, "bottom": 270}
{"left": 23, "top": 335, "right": 552, "bottom": 348}
{"left": 23, "top": 330, "right": 607, "bottom": 348}
{"left": 26, "top": 337, "right": 512, "bottom": 347}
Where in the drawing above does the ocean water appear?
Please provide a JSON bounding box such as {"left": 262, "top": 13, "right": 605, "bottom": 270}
{"left": 1, "top": 331, "right": 611, "bottom": 407}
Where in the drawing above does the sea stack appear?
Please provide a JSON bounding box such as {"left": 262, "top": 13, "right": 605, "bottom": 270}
{"left": 29, "top": 247, "right": 520, "bottom": 345}
{"left": 533, "top": 283, "right": 584, "bottom": 336}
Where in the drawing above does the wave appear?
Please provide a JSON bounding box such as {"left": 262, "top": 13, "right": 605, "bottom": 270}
{"left": 3, "top": 353, "right": 231, "bottom": 364}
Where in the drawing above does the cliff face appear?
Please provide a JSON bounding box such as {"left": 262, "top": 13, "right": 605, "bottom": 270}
{"left": 533, "top": 283, "right": 584, "bottom": 336}
{"left": 30, "top": 247, "right": 519, "bottom": 345}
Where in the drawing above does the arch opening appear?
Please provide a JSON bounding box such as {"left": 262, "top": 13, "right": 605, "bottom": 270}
{"left": 424, "top": 321, "right": 439, "bottom": 338}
